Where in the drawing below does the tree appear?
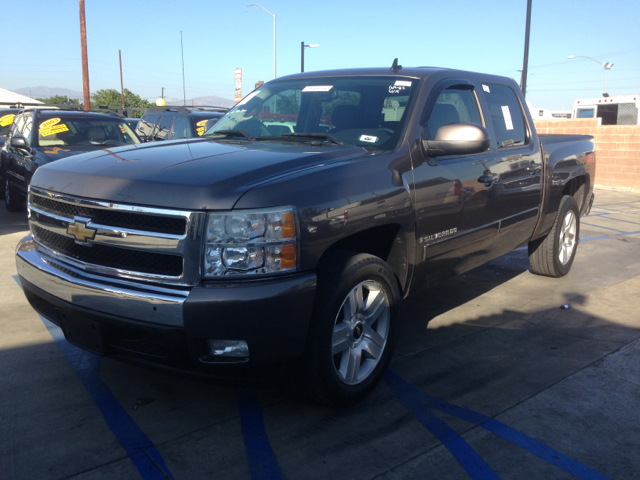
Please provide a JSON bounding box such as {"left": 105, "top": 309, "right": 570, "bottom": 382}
{"left": 36, "top": 95, "right": 79, "bottom": 105}
{"left": 91, "top": 88, "right": 153, "bottom": 117}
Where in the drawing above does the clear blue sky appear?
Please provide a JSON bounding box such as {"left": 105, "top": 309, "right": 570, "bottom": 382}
{"left": 2, "top": 0, "right": 639, "bottom": 111}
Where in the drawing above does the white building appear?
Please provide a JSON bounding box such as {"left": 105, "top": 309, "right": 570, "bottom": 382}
{"left": 0, "top": 87, "right": 43, "bottom": 105}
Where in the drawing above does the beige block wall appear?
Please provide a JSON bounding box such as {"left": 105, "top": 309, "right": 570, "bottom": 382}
{"left": 534, "top": 118, "right": 640, "bottom": 192}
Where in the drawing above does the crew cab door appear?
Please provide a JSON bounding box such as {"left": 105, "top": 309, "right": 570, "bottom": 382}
{"left": 480, "top": 82, "right": 543, "bottom": 252}
{"left": 411, "top": 80, "right": 502, "bottom": 286}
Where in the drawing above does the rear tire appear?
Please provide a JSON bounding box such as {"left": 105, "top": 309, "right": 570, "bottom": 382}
{"left": 529, "top": 195, "right": 580, "bottom": 277}
{"left": 5, "top": 177, "right": 22, "bottom": 212}
{"left": 302, "top": 252, "right": 400, "bottom": 406}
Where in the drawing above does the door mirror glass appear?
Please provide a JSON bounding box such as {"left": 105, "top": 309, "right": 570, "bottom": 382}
{"left": 422, "top": 123, "right": 490, "bottom": 158}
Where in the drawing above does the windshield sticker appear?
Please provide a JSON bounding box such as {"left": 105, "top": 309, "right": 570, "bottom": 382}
{"left": 39, "top": 119, "right": 69, "bottom": 137}
{"left": 394, "top": 80, "right": 412, "bottom": 87}
{"left": 196, "top": 120, "right": 208, "bottom": 126}
{"left": 501, "top": 105, "right": 514, "bottom": 131}
{"left": 482, "top": 84, "right": 491, "bottom": 93}
{"left": 118, "top": 125, "right": 127, "bottom": 134}
{"left": 39, "top": 118, "right": 61, "bottom": 130}
{"left": 359, "top": 134, "right": 378, "bottom": 143}
{"left": 238, "top": 90, "right": 261, "bottom": 106}
{"left": 43, "top": 147, "right": 70, "bottom": 154}
{"left": 388, "top": 85, "right": 406, "bottom": 94}
{"left": 302, "top": 86, "right": 333, "bottom": 92}
{"left": 0, "top": 114, "right": 15, "bottom": 127}
{"left": 196, "top": 127, "right": 205, "bottom": 136}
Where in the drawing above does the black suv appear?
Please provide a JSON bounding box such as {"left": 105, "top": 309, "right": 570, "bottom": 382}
{"left": 135, "top": 106, "right": 228, "bottom": 142}
{"left": 1, "top": 109, "right": 140, "bottom": 210}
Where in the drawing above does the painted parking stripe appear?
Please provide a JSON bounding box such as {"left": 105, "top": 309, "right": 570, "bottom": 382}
{"left": 385, "top": 371, "right": 499, "bottom": 479}
{"left": 12, "top": 276, "right": 174, "bottom": 480}
{"left": 581, "top": 222, "right": 630, "bottom": 233}
{"left": 385, "top": 370, "right": 612, "bottom": 480}
{"left": 581, "top": 231, "right": 640, "bottom": 242}
{"left": 237, "top": 390, "right": 283, "bottom": 480}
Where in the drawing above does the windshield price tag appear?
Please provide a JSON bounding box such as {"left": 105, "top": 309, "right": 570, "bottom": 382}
{"left": 0, "top": 114, "right": 15, "bottom": 127}
{"left": 359, "top": 135, "right": 378, "bottom": 143}
{"left": 482, "top": 84, "right": 491, "bottom": 93}
{"left": 501, "top": 105, "right": 514, "bottom": 131}
{"left": 394, "top": 80, "right": 412, "bottom": 87}
{"left": 302, "top": 86, "right": 333, "bottom": 92}
{"left": 39, "top": 118, "right": 69, "bottom": 137}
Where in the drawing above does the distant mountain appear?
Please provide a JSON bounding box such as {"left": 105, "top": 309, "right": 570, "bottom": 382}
{"left": 15, "top": 86, "right": 83, "bottom": 100}
{"left": 170, "top": 95, "right": 235, "bottom": 108}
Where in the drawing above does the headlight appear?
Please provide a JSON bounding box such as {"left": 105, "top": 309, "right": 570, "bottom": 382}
{"left": 203, "top": 207, "right": 297, "bottom": 277}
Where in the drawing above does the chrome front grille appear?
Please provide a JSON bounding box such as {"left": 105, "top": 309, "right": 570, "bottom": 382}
{"left": 28, "top": 186, "right": 205, "bottom": 285}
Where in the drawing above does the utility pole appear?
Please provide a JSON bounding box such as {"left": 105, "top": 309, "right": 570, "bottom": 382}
{"left": 79, "top": 0, "right": 91, "bottom": 111}
{"left": 119, "top": 49, "right": 125, "bottom": 108}
{"left": 520, "top": 0, "right": 533, "bottom": 97}
{"left": 162, "top": 87, "right": 165, "bottom": 99}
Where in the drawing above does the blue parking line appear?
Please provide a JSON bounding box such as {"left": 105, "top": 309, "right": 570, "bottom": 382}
{"left": 581, "top": 231, "right": 640, "bottom": 242}
{"left": 237, "top": 390, "right": 283, "bottom": 480}
{"left": 581, "top": 222, "right": 629, "bottom": 233}
{"left": 385, "top": 370, "right": 612, "bottom": 480}
{"left": 385, "top": 371, "right": 499, "bottom": 479}
{"left": 12, "top": 276, "right": 175, "bottom": 480}
{"left": 597, "top": 216, "right": 640, "bottom": 227}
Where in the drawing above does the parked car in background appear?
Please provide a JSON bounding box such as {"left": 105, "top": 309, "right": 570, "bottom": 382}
{"left": 124, "top": 117, "right": 140, "bottom": 131}
{"left": 0, "top": 108, "right": 20, "bottom": 148}
{"left": 1, "top": 109, "right": 140, "bottom": 209}
{"left": 135, "top": 106, "right": 228, "bottom": 142}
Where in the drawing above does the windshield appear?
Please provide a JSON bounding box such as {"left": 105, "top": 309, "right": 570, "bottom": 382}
{"left": 37, "top": 117, "right": 140, "bottom": 147}
{"left": 207, "top": 76, "right": 418, "bottom": 150}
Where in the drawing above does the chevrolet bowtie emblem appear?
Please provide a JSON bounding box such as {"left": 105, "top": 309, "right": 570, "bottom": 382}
{"left": 67, "top": 221, "right": 97, "bottom": 243}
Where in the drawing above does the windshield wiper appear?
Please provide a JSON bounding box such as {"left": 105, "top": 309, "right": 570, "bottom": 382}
{"left": 280, "top": 132, "right": 346, "bottom": 145}
{"left": 210, "top": 129, "right": 254, "bottom": 141}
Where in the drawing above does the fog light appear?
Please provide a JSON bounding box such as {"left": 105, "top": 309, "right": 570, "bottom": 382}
{"left": 207, "top": 339, "right": 249, "bottom": 358}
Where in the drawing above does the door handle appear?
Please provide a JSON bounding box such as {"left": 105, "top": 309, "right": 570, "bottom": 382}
{"left": 527, "top": 164, "right": 541, "bottom": 174}
{"left": 477, "top": 173, "right": 498, "bottom": 184}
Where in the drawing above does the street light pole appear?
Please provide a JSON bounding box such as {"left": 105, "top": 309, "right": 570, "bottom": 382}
{"left": 301, "top": 42, "right": 319, "bottom": 73}
{"left": 247, "top": 4, "right": 276, "bottom": 79}
{"left": 520, "top": 0, "right": 533, "bottom": 97}
{"left": 567, "top": 55, "right": 614, "bottom": 94}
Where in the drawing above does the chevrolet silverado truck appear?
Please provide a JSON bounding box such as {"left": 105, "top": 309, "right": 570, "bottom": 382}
{"left": 15, "top": 65, "right": 596, "bottom": 405}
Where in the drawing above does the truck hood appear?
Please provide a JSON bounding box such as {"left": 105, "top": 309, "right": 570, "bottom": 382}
{"left": 30, "top": 137, "right": 367, "bottom": 210}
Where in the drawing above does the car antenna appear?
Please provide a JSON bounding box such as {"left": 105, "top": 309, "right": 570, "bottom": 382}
{"left": 390, "top": 58, "right": 402, "bottom": 73}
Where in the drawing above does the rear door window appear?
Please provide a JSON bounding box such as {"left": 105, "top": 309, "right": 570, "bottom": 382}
{"left": 171, "top": 116, "right": 191, "bottom": 139}
{"left": 155, "top": 116, "right": 174, "bottom": 140}
{"left": 483, "top": 84, "right": 528, "bottom": 148}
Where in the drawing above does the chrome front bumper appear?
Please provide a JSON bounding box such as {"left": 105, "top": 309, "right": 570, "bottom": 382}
{"left": 15, "top": 235, "right": 189, "bottom": 327}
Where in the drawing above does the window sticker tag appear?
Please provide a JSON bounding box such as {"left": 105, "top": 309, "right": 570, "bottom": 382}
{"left": 394, "top": 80, "right": 412, "bottom": 87}
{"left": 359, "top": 135, "right": 378, "bottom": 143}
{"left": 501, "top": 105, "right": 514, "bottom": 131}
{"left": 39, "top": 118, "right": 61, "bottom": 130}
{"left": 238, "top": 90, "right": 260, "bottom": 106}
{"left": 39, "top": 118, "right": 69, "bottom": 137}
{"left": 302, "top": 85, "right": 333, "bottom": 92}
{"left": 196, "top": 120, "right": 208, "bottom": 126}
{"left": 0, "top": 114, "right": 15, "bottom": 127}
{"left": 482, "top": 84, "right": 491, "bottom": 93}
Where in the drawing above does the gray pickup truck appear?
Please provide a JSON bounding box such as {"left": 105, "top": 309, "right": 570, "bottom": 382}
{"left": 16, "top": 65, "right": 595, "bottom": 405}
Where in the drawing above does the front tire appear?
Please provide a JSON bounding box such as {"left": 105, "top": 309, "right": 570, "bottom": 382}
{"left": 303, "top": 252, "right": 400, "bottom": 406}
{"left": 529, "top": 195, "right": 580, "bottom": 277}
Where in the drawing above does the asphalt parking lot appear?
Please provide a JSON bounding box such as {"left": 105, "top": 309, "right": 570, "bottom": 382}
{"left": 2, "top": 188, "right": 640, "bottom": 480}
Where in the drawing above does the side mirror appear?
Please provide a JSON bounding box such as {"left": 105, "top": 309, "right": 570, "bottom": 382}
{"left": 10, "top": 136, "right": 29, "bottom": 150}
{"left": 203, "top": 118, "right": 219, "bottom": 134}
{"left": 421, "top": 123, "right": 490, "bottom": 159}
